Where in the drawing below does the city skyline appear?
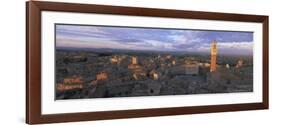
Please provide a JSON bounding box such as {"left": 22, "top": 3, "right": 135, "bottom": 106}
{"left": 56, "top": 24, "right": 254, "bottom": 55}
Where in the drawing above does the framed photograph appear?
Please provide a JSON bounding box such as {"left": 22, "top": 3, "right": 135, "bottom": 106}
{"left": 26, "top": 1, "right": 269, "bottom": 124}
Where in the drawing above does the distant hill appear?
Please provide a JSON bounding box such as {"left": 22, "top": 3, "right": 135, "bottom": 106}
{"left": 56, "top": 47, "right": 252, "bottom": 57}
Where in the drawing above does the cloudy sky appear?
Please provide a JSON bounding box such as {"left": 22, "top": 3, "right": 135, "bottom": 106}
{"left": 56, "top": 24, "right": 253, "bottom": 55}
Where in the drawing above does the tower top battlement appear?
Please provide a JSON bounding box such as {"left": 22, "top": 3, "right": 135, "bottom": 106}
{"left": 211, "top": 41, "right": 217, "bottom": 55}
{"left": 210, "top": 40, "right": 217, "bottom": 72}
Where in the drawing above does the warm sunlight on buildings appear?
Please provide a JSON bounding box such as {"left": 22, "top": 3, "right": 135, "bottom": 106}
{"left": 236, "top": 59, "right": 243, "bottom": 68}
{"left": 132, "top": 56, "right": 137, "bottom": 65}
{"left": 96, "top": 72, "right": 108, "bottom": 81}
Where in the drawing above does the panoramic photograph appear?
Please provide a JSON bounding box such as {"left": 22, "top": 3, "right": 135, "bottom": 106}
{"left": 55, "top": 24, "right": 254, "bottom": 100}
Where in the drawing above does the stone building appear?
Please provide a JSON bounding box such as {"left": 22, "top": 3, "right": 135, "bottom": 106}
{"left": 170, "top": 61, "right": 199, "bottom": 76}
{"left": 128, "top": 56, "right": 141, "bottom": 69}
{"left": 110, "top": 55, "right": 125, "bottom": 64}
{"left": 132, "top": 70, "right": 147, "bottom": 80}
{"left": 172, "top": 60, "right": 176, "bottom": 65}
{"left": 183, "top": 61, "right": 199, "bottom": 75}
{"left": 132, "top": 56, "right": 137, "bottom": 65}
{"left": 128, "top": 56, "right": 147, "bottom": 80}
{"left": 63, "top": 76, "right": 83, "bottom": 84}
{"left": 57, "top": 76, "right": 83, "bottom": 92}
{"left": 56, "top": 84, "right": 83, "bottom": 92}
{"left": 235, "top": 59, "right": 243, "bottom": 68}
{"left": 110, "top": 56, "right": 119, "bottom": 64}
{"left": 226, "top": 64, "right": 230, "bottom": 69}
{"left": 90, "top": 72, "right": 109, "bottom": 86}
{"left": 96, "top": 72, "right": 108, "bottom": 81}
{"left": 204, "top": 63, "right": 210, "bottom": 67}
{"left": 165, "top": 54, "right": 172, "bottom": 59}
{"left": 149, "top": 70, "right": 159, "bottom": 80}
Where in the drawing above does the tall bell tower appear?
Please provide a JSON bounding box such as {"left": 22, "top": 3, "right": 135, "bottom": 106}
{"left": 210, "top": 41, "right": 217, "bottom": 72}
